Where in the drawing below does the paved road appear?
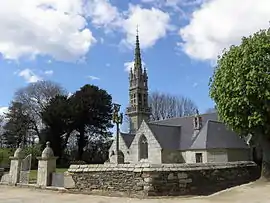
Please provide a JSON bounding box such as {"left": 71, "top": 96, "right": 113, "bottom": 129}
{"left": 0, "top": 181, "right": 270, "bottom": 203}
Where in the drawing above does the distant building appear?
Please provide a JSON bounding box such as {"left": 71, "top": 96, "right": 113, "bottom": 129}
{"left": 109, "top": 33, "right": 250, "bottom": 164}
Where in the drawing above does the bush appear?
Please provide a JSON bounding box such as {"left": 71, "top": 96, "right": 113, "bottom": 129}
{"left": 0, "top": 148, "right": 14, "bottom": 168}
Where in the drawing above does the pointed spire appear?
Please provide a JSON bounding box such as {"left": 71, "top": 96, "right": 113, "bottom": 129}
{"left": 134, "top": 25, "right": 142, "bottom": 74}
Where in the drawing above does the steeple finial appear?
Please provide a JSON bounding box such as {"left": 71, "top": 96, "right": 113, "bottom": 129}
{"left": 134, "top": 25, "right": 142, "bottom": 74}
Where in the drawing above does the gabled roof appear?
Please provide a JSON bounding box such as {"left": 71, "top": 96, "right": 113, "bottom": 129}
{"left": 147, "top": 123, "right": 181, "bottom": 150}
{"left": 120, "top": 132, "right": 135, "bottom": 148}
{"left": 190, "top": 120, "right": 249, "bottom": 149}
{"left": 150, "top": 113, "right": 218, "bottom": 150}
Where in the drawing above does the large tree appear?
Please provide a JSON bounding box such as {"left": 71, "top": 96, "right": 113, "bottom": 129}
{"left": 14, "top": 80, "right": 67, "bottom": 139}
{"left": 149, "top": 91, "right": 198, "bottom": 121}
{"left": 69, "top": 84, "right": 113, "bottom": 160}
{"left": 209, "top": 28, "right": 270, "bottom": 180}
{"left": 41, "top": 95, "right": 72, "bottom": 159}
{"left": 2, "top": 102, "right": 32, "bottom": 148}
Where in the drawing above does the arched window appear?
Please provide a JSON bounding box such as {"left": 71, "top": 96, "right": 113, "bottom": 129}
{"left": 139, "top": 134, "right": 148, "bottom": 160}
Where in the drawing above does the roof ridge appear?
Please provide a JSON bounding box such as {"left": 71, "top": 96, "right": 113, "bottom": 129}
{"left": 147, "top": 122, "right": 181, "bottom": 127}
{"left": 149, "top": 112, "right": 217, "bottom": 123}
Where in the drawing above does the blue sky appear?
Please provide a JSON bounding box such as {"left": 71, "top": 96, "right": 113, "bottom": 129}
{"left": 0, "top": 0, "right": 270, "bottom": 115}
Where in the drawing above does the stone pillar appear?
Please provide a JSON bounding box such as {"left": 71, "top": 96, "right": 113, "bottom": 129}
{"left": 37, "top": 142, "right": 58, "bottom": 187}
{"left": 9, "top": 143, "right": 24, "bottom": 184}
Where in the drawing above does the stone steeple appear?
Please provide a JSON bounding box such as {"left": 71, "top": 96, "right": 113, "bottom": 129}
{"left": 126, "top": 28, "right": 151, "bottom": 133}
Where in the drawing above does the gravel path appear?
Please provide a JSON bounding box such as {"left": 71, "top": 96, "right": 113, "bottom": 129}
{"left": 0, "top": 181, "right": 269, "bottom": 203}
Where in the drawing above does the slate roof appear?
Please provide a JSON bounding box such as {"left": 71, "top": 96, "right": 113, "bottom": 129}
{"left": 190, "top": 120, "right": 249, "bottom": 149}
{"left": 120, "top": 132, "right": 135, "bottom": 148}
{"left": 120, "top": 112, "right": 248, "bottom": 151}
{"left": 147, "top": 123, "right": 181, "bottom": 149}
{"left": 149, "top": 113, "right": 218, "bottom": 150}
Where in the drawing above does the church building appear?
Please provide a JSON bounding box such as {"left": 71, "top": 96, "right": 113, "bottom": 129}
{"left": 109, "top": 33, "right": 251, "bottom": 164}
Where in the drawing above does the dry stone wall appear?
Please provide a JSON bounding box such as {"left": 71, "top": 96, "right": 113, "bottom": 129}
{"left": 67, "top": 161, "right": 260, "bottom": 197}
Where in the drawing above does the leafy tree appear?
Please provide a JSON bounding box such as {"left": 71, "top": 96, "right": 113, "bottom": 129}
{"left": 69, "top": 84, "right": 113, "bottom": 160}
{"left": 41, "top": 95, "right": 72, "bottom": 159}
{"left": 2, "top": 102, "right": 33, "bottom": 148}
{"left": 209, "top": 28, "right": 270, "bottom": 180}
{"left": 149, "top": 91, "right": 198, "bottom": 121}
{"left": 14, "top": 80, "right": 67, "bottom": 139}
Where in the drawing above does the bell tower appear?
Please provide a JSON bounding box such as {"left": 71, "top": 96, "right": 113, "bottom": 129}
{"left": 126, "top": 29, "right": 151, "bottom": 134}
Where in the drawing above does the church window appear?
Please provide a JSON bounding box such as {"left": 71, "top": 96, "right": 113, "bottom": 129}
{"left": 139, "top": 134, "right": 148, "bottom": 160}
{"left": 195, "top": 153, "right": 203, "bottom": 163}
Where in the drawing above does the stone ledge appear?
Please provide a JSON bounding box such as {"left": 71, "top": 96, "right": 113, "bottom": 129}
{"left": 68, "top": 161, "right": 256, "bottom": 173}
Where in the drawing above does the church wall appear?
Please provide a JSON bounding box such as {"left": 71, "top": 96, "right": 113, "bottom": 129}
{"left": 207, "top": 149, "right": 228, "bottom": 162}
{"left": 128, "top": 121, "right": 162, "bottom": 164}
{"left": 108, "top": 136, "right": 130, "bottom": 163}
{"left": 227, "top": 148, "right": 251, "bottom": 162}
{"left": 161, "top": 150, "right": 185, "bottom": 163}
{"left": 184, "top": 150, "right": 208, "bottom": 163}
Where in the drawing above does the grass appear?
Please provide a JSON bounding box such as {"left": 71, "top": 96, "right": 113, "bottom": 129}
{"left": 29, "top": 168, "right": 68, "bottom": 183}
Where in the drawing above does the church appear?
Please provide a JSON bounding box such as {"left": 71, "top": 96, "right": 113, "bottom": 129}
{"left": 109, "top": 33, "right": 251, "bottom": 164}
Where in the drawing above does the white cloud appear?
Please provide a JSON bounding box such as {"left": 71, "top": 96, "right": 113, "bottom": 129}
{"left": 121, "top": 5, "right": 173, "bottom": 49}
{"left": 179, "top": 0, "right": 270, "bottom": 61}
{"left": 88, "top": 75, "right": 100, "bottom": 80}
{"left": 44, "top": 70, "right": 53, "bottom": 75}
{"left": 0, "top": 107, "right": 8, "bottom": 116}
{"left": 85, "top": 1, "right": 173, "bottom": 49}
{"left": 84, "top": 0, "right": 121, "bottom": 28}
{"left": 0, "top": 0, "right": 96, "bottom": 62}
{"left": 18, "top": 68, "right": 42, "bottom": 83}
{"left": 124, "top": 60, "right": 146, "bottom": 72}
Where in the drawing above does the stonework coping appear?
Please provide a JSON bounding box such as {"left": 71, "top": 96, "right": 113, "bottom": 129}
{"left": 41, "top": 141, "right": 54, "bottom": 158}
{"left": 68, "top": 161, "right": 256, "bottom": 173}
{"left": 12, "top": 143, "right": 24, "bottom": 159}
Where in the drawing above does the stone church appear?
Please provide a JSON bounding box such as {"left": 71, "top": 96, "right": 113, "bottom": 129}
{"left": 109, "top": 33, "right": 251, "bottom": 164}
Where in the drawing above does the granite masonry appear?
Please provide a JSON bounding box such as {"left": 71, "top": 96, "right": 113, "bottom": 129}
{"left": 68, "top": 161, "right": 260, "bottom": 197}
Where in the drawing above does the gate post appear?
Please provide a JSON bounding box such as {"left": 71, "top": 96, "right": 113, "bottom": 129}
{"left": 37, "top": 142, "right": 58, "bottom": 187}
{"left": 9, "top": 143, "right": 24, "bottom": 184}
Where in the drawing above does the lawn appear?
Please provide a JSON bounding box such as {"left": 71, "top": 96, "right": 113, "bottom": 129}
{"left": 29, "top": 168, "right": 68, "bottom": 183}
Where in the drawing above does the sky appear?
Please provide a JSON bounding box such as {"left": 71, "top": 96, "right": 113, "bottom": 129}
{"left": 0, "top": 0, "right": 270, "bottom": 116}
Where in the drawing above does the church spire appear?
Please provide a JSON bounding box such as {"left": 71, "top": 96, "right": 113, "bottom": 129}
{"left": 134, "top": 25, "right": 142, "bottom": 74}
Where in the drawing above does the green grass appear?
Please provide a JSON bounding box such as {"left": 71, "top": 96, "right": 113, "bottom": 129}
{"left": 29, "top": 168, "right": 68, "bottom": 183}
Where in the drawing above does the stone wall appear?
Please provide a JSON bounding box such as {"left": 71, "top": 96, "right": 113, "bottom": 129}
{"left": 67, "top": 161, "right": 260, "bottom": 197}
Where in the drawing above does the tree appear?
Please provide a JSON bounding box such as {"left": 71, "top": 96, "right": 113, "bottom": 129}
{"left": 69, "top": 84, "right": 113, "bottom": 160}
{"left": 41, "top": 95, "right": 72, "bottom": 159}
{"left": 149, "top": 91, "right": 198, "bottom": 121}
{"left": 2, "top": 102, "right": 32, "bottom": 148}
{"left": 14, "top": 80, "right": 67, "bottom": 140}
{"left": 209, "top": 27, "right": 270, "bottom": 180}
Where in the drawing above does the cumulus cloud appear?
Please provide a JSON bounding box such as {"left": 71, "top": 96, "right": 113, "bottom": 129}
{"left": 179, "top": 0, "right": 270, "bottom": 61}
{"left": 17, "top": 68, "right": 42, "bottom": 83}
{"left": 0, "top": 0, "right": 96, "bottom": 62}
{"left": 121, "top": 5, "right": 173, "bottom": 49}
{"left": 85, "top": 1, "right": 173, "bottom": 49}
{"left": 124, "top": 60, "right": 146, "bottom": 72}
{"left": 84, "top": 0, "right": 121, "bottom": 28}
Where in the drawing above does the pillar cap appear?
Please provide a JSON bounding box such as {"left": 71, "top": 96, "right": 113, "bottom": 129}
{"left": 41, "top": 141, "right": 54, "bottom": 158}
{"left": 13, "top": 143, "right": 24, "bottom": 159}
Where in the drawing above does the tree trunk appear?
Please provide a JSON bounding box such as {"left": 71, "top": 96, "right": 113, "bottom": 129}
{"left": 260, "top": 136, "right": 270, "bottom": 181}
{"left": 77, "top": 128, "right": 85, "bottom": 161}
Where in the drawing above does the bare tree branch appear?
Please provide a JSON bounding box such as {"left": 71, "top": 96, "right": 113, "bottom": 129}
{"left": 13, "top": 80, "right": 67, "bottom": 139}
{"left": 149, "top": 91, "right": 198, "bottom": 121}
